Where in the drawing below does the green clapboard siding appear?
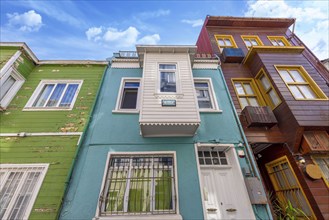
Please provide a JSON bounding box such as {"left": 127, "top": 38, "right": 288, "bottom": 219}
{"left": 15, "top": 52, "right": 36, "bottom": 78}
{"left": 0, "top": 46, "right": 19, "bottom": 69}
{"left": 0, "top": 64, "right": 106, "bottom": 133}
{"left": 0, "top": 135, "right": 79, "bottom": 220}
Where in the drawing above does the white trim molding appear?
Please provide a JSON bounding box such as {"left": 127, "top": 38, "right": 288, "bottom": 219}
{"left": 23, "top": 79, "right": 83, "bottom": 111}
{"left": 0, "top": 163, "right": 49, "bottom": 220}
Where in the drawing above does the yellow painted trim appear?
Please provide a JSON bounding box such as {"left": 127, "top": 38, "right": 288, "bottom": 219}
{"left": 255, "top": 68, "right": 282, "bottom": 110}
{"left": 214, "top": 35, "right": 238, "bottom": 51}
{"left": 267, "top": 36, "right": 291, "bottom": 46}
{"left": 241, "top": 35, "right": 264, "bottom": 50}
{"left": 265, "top": 156, "right": 315, "bottom": 218}
{"left": 242, "top": 46, "right": 305, "bottom": 65}
{"left": 311, "top": 155, "right": 329, "bottom": 188}
{"left": 231, "top": 78, "right": 266, "bottom": 109}
{"left": 274, "top": 65, "right": 328, "bottom": 100}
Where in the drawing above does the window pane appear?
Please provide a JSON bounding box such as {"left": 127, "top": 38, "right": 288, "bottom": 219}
{"left": 251, "top": 39, "right": 258, "bottom": 45}
{"left": 159, "top": 64, "right": 176, "bottom": 70}
{"left": 271, "top": 40, "right": 278, "bottom": 46}
{"left": 106, "top": 170, "right": 127, "bottom": 212}
{"left": 278, "top": 40, "right": 285, "bottom": 46}
{"left": 0, "top": 76, "right": 16, "bottom": 101}
{"left": 160, "top": 72, "right": 176, "bottom": 92}
{"left": 198, "top": 100, "right": 212, "bottom": 108}
{"left": 269, "top": 89, "right": 280, "bottom": 106}
{"left": 128, "top": 169, "right": 151, "bottom": 212}
{"left": 217, "top": 39, "right": 225, "bottom": 46}
{"left": 239, "top": 97, "right": 248, "bottom": 109}
{"left": 46, "top": 83, "right": 66, "bottom": 107}
{"left": 249, "top": 97, "right": 260, "bottom": 106}
{"left": 234, "top": 83, "right": 245, "bottom": 95}
{"left": 290, "top": 70, "right": 305, "bottom": 82}
{"left": 244, "top": 83, "right": 254, "bottom": 95}
{"left": 299, "top": 85, "right": 317, "bottom": 99}
{"left": 279, "top": 70, "right": 294, "bottom": 83}
{"left": 59, "top": 84, "right": 79, "bottom": 107}
{"left": 121, "top": 89, "right": 138, "bottom": 109}
{"left": 224, "top": 39, "right": 232, "bottom": 46}
{"left": 32, "top": 84, "right": 55, "bottom": 107}
{"left": 195, "top": 83, "right": 208, "bottom": 88}
{"left": 155, "top": 170, "right": 172, "bottom": 210}
{"left": 244, "top": 40, "right": 252, "bottom": 47}
{"left": 315, "top": 158, "right": 329, "bottom": 183}
{"left": 290, "top": 85, "right": 304, "bottom": 99}
{"left": 125, "top": 82, "right": 140, "bottom": 88}
{"left": 260, "top": 75, "right": 271, "bottom": 91}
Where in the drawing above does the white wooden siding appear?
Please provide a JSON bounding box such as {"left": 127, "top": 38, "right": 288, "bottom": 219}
{"left": 139, "top": 52, "right": 200, "bottom": 123}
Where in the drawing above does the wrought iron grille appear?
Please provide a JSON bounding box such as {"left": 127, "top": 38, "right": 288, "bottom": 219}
{"left": 100, "top": 155, "right": 176, "bottom": 216}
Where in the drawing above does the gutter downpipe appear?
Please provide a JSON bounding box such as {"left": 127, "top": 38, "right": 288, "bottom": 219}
{"left": 215, "top": 56, "right": 273, "bottom": 220}
{"left": 57, "top": 63, "right": 110, "bottom": 219}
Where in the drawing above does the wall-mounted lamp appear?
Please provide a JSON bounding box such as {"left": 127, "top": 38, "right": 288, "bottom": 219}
{"left": 296, "top": 155, "right": 306, "bottom": 166}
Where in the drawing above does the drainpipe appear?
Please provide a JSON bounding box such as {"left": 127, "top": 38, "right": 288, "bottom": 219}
{"left": 57, "top": 63, "right": 110, "bottom": 219}
{"left": 215, "top": 56, "right": 273, "bottom": 220}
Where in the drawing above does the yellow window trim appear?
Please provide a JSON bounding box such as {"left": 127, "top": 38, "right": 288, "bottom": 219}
{"left": 265, "top": 156, "right": 315, "bottom": 218}
{"left": 255, "top": 68, "right": 282, "bottom": 109}
{"left": 231, "top": 78, "right": 266, "bottom": 109}
{"left": 311, "top": 155, "right": 329, "bottom": 188}
{"left": 275, "top": 65, "right": 328, "bottom": 100}
{"left": 241, "top": 35, "right": 264, "bottom": 50}
{"left": 214, "top": 35, "right": 238, "bottom": 50}
{"left": 268, "top": 36, "right": 291, "bottom": 46}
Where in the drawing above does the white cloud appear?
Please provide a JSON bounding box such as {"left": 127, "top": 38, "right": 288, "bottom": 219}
{"left": 137, "top": 34, "right": 160, "bottom": 45}
{"left": 7, "top": 10, "right": 43, "bottom": 32}
{"left": 86, "top": 27, "right": 103, "bottom": 41}
{"left": 86, "top": 26, "right": 160, "bottom": 48}
{"left": 245, "top": 0, "right": 329, "bottom": 59}
{"left": 181, "top": 19, "right": 203, "bottom": 27}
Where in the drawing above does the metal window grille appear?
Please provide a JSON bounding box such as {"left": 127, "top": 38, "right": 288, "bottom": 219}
{"left": 100, "top": 155, "right": 176, "bottom": 216}
{"left": 0, "top": 165, "right": 47, "bottom": 219}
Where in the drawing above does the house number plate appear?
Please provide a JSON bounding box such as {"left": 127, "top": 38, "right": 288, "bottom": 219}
{"left": 162, "top": 100, "right": 176, "bottom": 107}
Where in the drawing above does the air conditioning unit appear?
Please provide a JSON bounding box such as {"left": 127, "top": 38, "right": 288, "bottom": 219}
{"left": 241, "top": 106, "right": 277, "bottom": 128}
{"left": 221, "top": 48, "right": 245, "bottom": 63}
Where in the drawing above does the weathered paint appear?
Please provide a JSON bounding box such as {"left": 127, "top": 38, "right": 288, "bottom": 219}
{"left": 0, "top": 46, "right": 20, "bottom": 69}
{"left": 0, "top": 64, "right": 106, "bottom": 133}
{"left": 60, "top": 65, "right": 269, "bottom": 219}
{"left": 0, "top": 135, "right": 79, "bottom": 220}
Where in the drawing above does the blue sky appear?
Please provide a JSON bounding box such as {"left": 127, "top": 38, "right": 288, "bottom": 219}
{"left": 1, "top": 0, "right": 328, "bottom": 60}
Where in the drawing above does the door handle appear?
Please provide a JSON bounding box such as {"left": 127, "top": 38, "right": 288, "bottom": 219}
{"left": 226, "top": 208, "right": 237, "bottom": 212}
{"left": 207, "top": 208, "right": 217, "bottom": 212}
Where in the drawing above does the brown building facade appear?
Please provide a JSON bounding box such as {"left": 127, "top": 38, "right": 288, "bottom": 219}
{"left": 196, "top": 16, "right": 329, "bottom": 219}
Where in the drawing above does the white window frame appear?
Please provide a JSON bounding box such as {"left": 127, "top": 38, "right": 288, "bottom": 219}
{"left": 194, "top": 78, "right": 221, "bottom": 112}
{"left": 94, "top": 151, "right": 182, "bottom": 220}
{"left": 23, "top": 79, "right": 83, "bottom": 111}
{"left": 0, "top": 163, "right": 49, "bottom": 220}
{"left": 0, "top": 67, "right": 25, "bottom": 110}
{"left": 113, "top": 78, "right": 141, "bottom": 114}
{"left": 157, "top": 63, "right": 182, "bottom": 95}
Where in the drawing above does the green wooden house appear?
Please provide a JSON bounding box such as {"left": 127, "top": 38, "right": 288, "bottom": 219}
{"left": 0, "top": 42, "right": 107, "bottom": 220}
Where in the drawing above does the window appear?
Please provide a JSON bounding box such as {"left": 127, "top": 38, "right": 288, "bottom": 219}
{"left": 276, "top": 66, "right": 327, "bottom": 100}
{"left": 0, "top": 164, "right": 48, "bottom": 220}
{"left": 232, "top": 79, "right": 264, "bottom": 109}
{"left": 159, "top": 64, "right": 177, "bottom": 93}
{"left": 0, "top": 67, "right": 25, "bottom": 109}
{"left": 24, "top": 80, "right": 82, "bottom": 110}
{"left": 241, "top": 35, "right": 263, "bottom": 49}
{"left": 214, "top": 35, "right": 237, "bottom": 52}
{"left": 198, "top": 150, "right": 228, "bottom": 166}
{"left": 256, "top": 69, "right": 281, "bottom": 109}
{"left": 114, "top": 78, "right": 140, "bottom": 113}
{"left": 194, "top": 78, "right": 220, "bottom": 111}
{"left": 266, "top": 157, "right": 313, "bottom": 218}
{"left": 268, "top": 36, "right": 291, "bottom": 46}
{"left": 312, "top": 156, "right": 329, "bottom": 188}
{"left": 97, "top": 153, "right": 177, "bottom": 217}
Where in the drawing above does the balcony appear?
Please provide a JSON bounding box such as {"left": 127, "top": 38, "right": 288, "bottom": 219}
{"left": 221, "top": 48, "right": 245, "bottom": 63}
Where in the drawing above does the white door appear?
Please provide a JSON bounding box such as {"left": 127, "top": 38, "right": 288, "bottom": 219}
{"left": 198, "top": 147, "right": 255, "bottom": 220}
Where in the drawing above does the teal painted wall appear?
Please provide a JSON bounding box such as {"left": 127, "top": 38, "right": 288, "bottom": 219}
{"left": 60, "top": 65, "right": 266, "bottom": 220}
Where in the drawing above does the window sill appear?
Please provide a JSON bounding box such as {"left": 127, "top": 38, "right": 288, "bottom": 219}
{"left": 199, "top": 109, "right": 223, "bottom": 113}
{"left": 22, "top": 107, "right": 73, "bottom": 111}
{"left": 94, "top": 214, "right": 183, "bottom": 220}
{"left": 112, "top": 109, "right": 139, "bottom": 114}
